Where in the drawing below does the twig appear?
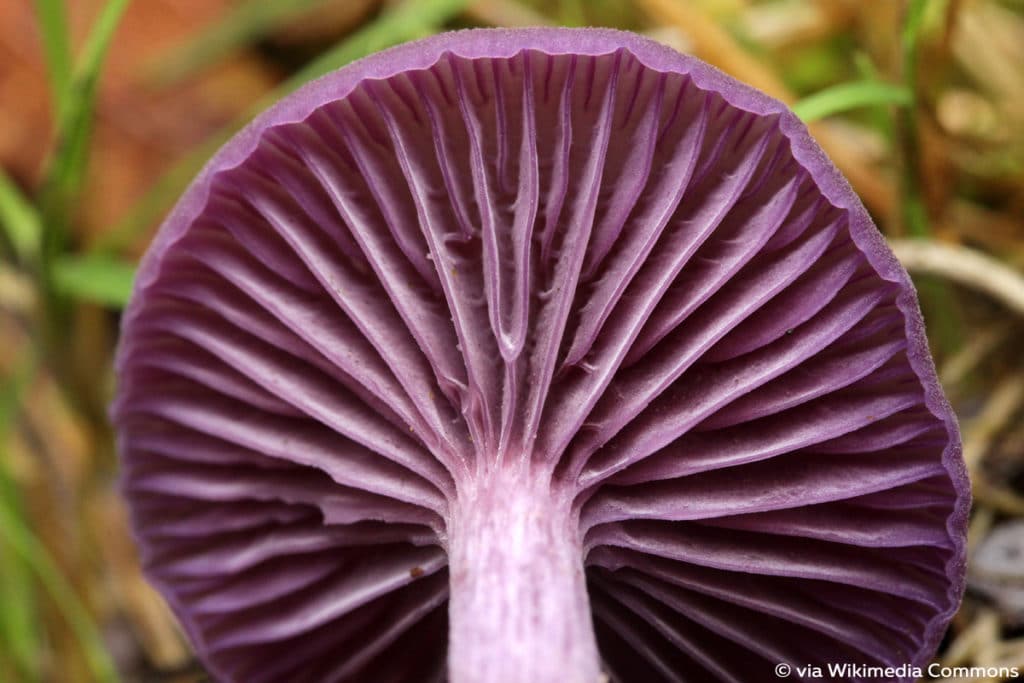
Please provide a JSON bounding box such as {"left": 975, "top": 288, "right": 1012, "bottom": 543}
{"left": 961, "top": 371, "right": 1024, "bottom": 470}
{"left": 889, "top": 239, "right": 1024, "bottom": 318}
{"left": 939, "top": 608, "right": 999, "bottom": 668}
{"left": 973, "top": 475, "right": 1024, "bottom": 517}
{"left": 967, "top": 506, "right": 995, "bottom": 556}
{"left": 993, "top": 638, "right": 1024, "bottom": 669}
{"left": 940, "top": 322, "right": 1013, "bottom": 387}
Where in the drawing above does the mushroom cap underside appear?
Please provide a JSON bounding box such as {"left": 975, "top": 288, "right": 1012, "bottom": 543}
{"left": 113, "top": 27, "right": 969, "bottom": 683}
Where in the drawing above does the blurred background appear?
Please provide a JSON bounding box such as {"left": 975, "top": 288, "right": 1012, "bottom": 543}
{"left": 1, "top": 0, "right": 1023, "bottom": 681}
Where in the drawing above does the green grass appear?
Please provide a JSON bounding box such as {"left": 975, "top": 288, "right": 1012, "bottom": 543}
{"left": 0, "top": 353, "right": 119, "bottom": 683}
{"left": 277, "top": 0, "right": 467, "bottom": 91}
{"left": 149, "top": 0, "right": 334, "bottom": 85}
{"left": 0, "top": 493, "right": 120, "bottom": 683}
{"left": 2, "top": 2, "right": 136, "bottom": 673}
{"left": 53, "top": 254, "right": 136, "bottom": 308}
{"left": 0, "top": 354, "right": 43, "bottom": 682}
{"left": 33, "top": 0, "right": 73, "bottom": 116}
{"left": 42, "top": 0, "right": 132, "bottom": 250}
{"left": 0, "top": 171, "right": 42, "bottom": 264}
{"left": 0, "top": 353, "right": 117, "bottom": 683}
{"left": 898, "top": 0, "right": 963, "bottom": 355}
{"left": 99, "top": 0, "right": 467, "bottom": 256}
{"left": 792, "top": 80, "right": 911, "bottom": 123}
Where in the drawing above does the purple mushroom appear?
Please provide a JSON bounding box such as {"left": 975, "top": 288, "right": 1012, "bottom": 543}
{"left": 113, "top": 28, "right": 970, "bottom": 683}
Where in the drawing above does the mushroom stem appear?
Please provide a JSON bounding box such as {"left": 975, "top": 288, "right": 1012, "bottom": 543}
{"left": 447, "top": 468, "right": 600, "bottom": 683}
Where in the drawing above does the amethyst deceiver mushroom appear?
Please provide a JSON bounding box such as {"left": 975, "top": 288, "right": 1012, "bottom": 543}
{"left": 113, "top": 28, "right": 970, "bottom": 683}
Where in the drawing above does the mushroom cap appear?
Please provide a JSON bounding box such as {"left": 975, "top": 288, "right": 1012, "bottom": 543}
{"left": 113, "top": 28, "right": 969, "bottom": 682}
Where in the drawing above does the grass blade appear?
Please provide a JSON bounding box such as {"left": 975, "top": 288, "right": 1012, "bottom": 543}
{"left": 895, "top": 0, "right": 963, "bottom": 354}
{"left": 1, "top": 354, "right": 117, "bottom": 682}
{"left": 0, "top": 495, "right": 119, "bottom": 683}
{"left": 792, "top": 80, "right": 911, "bottom": 123}
{"left": 74, "top": 0, "right": 133, "bottom": 96}
{"left": 33, "top": 0, "right": 73, "bottom": 115}
{"left": 43, "top": 0, "right": 132, "bottom": 243}
{"left": 898, "top": 0, "right": 930, "bottom": 239}
{"left": 279, "top": 0, "right": 467, "bottom": 92}
{"left": 0, "top": 353, "right": 42, "bottom": 682}
{"left": 0, "top": 171, "right": 41, "bottom": 263}
{"left": 150, "top": 0, "right": 330, "bottom": 86}
{"left": 98, "top": 0, "right": 466, "bottom": 254}
{"left": 35, "top": 0, "right": 132, "bottom": 365}
{"left": 53, "top": 254, "right": 136, "bottom": 308}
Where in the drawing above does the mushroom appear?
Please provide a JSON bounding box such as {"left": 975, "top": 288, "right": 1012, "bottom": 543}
{"left": 113, "top": 28, "right": 969, "bottom": 683}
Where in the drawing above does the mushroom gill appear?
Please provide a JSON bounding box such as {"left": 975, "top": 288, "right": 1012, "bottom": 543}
{"left": 113, "top": 28, "right": 969, "bottom": 683}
